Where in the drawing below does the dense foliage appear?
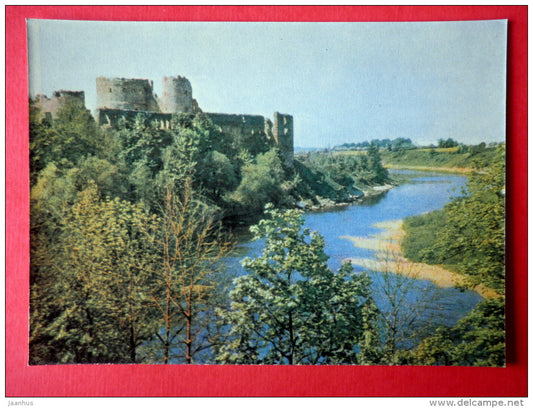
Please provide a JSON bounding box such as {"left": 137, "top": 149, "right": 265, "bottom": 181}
{"left": 30, "top": 103, "right": 239, "bottom": 363}
{"left": 216, "top": 205, "right": 379, "bottom": 364}
{"left": 406, "top": 298, "right": 505, "bottom": 366}
{"left": 437, "top": 138, "right": 459, "bottom": 148}
{"left": 29, "top": 101, "right": 390, "bottom": 364}
{"left": 29, "top": 98, "right": 504, "bottom": 366}
{"left": 31, "top": 183, "right": 160, "bottom": 363}
{"left": 401, "top": 145, "right": 506, "bottom": 365}
{"left": 294, "top": 147, "right": 389, "bottom": 204}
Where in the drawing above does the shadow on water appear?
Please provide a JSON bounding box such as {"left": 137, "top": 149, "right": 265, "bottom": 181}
{"left": 356, "top": 191, "right": 390, "bottom": 206}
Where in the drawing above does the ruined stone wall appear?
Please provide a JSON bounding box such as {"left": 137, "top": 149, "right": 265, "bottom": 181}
{"left": 206, "top": 113, "right": 275, "bottom": 156}
{"left": 273, "top": 112, "right": 294, "bottom": 167}
{"left": 34, "top": 90, "right": 85, "bottom": 120}
{"left": 96, "top": 108, "right": 173, "bottom": 128}
{"left": 96, "top": 77, "right": 159, "bottom": 112}
{"left": 206, "top": 113, "right": 268, "bottom": 134}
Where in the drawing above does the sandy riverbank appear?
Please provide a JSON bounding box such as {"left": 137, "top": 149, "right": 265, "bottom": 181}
{"left": 384, "top": 164, "right": 474, "bottom": 174}
{"left": 342, "top": 220, "right": 499, "bottom": 299}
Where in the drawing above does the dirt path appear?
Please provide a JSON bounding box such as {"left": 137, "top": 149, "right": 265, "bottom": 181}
{"left": 342, "top": 220, "right": 499, "bottom": 299}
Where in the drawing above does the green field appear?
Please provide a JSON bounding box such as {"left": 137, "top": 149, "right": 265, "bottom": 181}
{"left": 380, "top": 144, "right": 501, "bottom": 171}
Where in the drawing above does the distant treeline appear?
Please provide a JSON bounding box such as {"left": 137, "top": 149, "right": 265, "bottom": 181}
{"left": 333, "top": 136, "right": 501, "bottom": 156}
{"left": 331, "top": 135, "right": 502, "bottom": 171}
{"left": 333, "top": 137, "right": 416, "bottom": 151}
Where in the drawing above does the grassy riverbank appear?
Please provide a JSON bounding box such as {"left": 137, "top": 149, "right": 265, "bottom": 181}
{"left": 380, "top": 143, "right": 501, "bottom": 172}
{"left": 343, "top": 219, "right": 499, "bottom": 299}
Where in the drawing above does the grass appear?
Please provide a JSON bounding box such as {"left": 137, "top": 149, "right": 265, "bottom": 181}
{"left": 416, "top": 147, "right": 460, "bottom": 153}
{"left": 332, "top": 150, "right": 366, "bottom": 156}
{"left": 380, "top": 146, "right": 499, "bottom": 171}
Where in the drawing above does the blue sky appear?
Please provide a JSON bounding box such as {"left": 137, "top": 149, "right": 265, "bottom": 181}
{"left": 28, "top": 20, "right": 507, "bottom": 148}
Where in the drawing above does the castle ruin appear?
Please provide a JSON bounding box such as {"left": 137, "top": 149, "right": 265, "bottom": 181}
{"left": 95, "top": 76, "right": 293, "bottom": 167}
{"left": 34, "top": 76, "right": 294, "bottom": 167}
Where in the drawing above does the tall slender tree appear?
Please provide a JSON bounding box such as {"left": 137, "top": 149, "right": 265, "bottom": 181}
{"left": 216, "top": 204, "right": 378, "bottom": 364}
{"left": 146, "top": 181, "right": 233, "bottom": 364}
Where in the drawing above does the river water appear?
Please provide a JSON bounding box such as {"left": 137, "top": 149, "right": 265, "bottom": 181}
{"left": 227, "top": 170, "right": 483, "bottom": 333}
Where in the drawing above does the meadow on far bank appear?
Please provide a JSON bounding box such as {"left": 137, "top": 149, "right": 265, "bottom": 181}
{"left": 332, "top": 138, "right": 502, "bottom": 174}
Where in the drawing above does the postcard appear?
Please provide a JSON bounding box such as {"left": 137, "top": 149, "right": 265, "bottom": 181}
{"left": 27, "top": 18, "right": 507, "bottom": 367}
{"left": 7, "top": 7, "right": 527, "bottom": 398}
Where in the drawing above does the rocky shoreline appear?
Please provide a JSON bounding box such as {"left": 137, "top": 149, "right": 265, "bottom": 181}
{"left": 304, "top": 183, "right": 396, "bottom": 212}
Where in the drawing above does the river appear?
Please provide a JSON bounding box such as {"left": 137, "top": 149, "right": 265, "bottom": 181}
{"left": 228, "top": 170, "right": 483, "bottom": 335}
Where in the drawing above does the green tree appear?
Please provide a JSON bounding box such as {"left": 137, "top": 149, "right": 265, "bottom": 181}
{"left": 154, "top": 126, "right": 199, "bottom": 197}
{"left": 422, "top": 145, "right": 505, "bottom": 292}
{"left": 228, "top": 149, "right": 286, "bottom": 213}
{"left": 407, "top": 298, "right": 505, "bottom": 366}
{"left": 29, "top": 99, "right": 106, "bottom": 184}
{"left": 30, "top": 183, "right": 160, "bottom": 364}
{"left": 367, "top": 144, "right": 388, "bottom": 183}
{"left": 216, "top": 205, "right": 378, "bottom": 364}
{"left": 197, "top": 151, "right": 238, "bottom": 202}
{"left": 192, "top": 112, "right": 236, "bottom": 159}
{"left": 29, "top": 105, "right": 57, "bottom": 185}
{"left": 438, "top": 138, "right": 459, "bottom": 148}
{"left": 32, "top": 157, "right": 125, "bottom": 210}
{"left": 154, "top": 113, "right": 235, "bottom": 210}
{"left": 146, "top": 182, "right": 233, "bottom": 364}
{"left": 112, "top": 115, "right": 171, "bottom": 208}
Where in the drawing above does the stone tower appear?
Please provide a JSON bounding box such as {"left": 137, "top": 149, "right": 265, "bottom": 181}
{"left": 96, "top": 77, "right": 159, "bottom": 112}
{"left": 273, "top": 112, "right": 294, "bottom": 167}
{"left": 160, "top": 76, "right": 194, "bottom": 114}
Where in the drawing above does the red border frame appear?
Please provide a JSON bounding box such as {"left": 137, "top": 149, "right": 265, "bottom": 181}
{"left": 6, "top": 6, "right": 527, "bottom": 397}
